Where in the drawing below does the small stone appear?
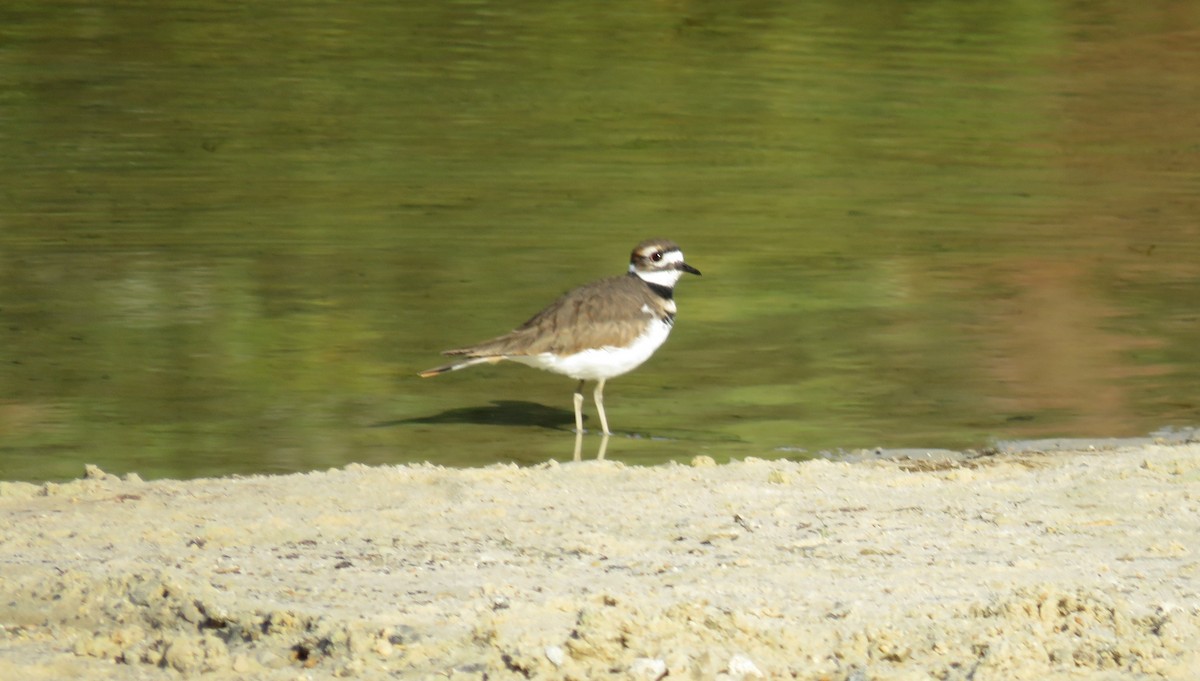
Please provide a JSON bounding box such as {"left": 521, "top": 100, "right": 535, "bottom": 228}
{"left": 727, "top": 653, "right": 763, "bottom": 678}
{"left": 545, "top": 644, "right": 566, "bottom": 667}
{"left": 630, "top": 657, "right": 667, "bottom": 678}
{"left": 690, "top": 455, "right": 717, "bottom": 467}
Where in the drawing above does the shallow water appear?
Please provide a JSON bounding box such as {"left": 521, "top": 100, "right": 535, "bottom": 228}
{"left": 2, "top": 1, "right": 1198, "bottom": 480}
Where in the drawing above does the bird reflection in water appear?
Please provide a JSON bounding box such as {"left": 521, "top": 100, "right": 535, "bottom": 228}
{"left": 572, "top": 431, "right": 610, "bottom": 461}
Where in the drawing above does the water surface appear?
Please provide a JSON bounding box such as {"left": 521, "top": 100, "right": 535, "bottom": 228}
{"left": 2, "top": 1, "right": 1198, "bottom": 480}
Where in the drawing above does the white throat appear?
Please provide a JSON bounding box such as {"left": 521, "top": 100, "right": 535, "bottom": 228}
{"left": 632, "top": 266, "right": 684, "bottom": 288}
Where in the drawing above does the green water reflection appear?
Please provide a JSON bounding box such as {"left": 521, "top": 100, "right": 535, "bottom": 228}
{"left": 2, "top": 1, "right": 1198, "bottom": 481}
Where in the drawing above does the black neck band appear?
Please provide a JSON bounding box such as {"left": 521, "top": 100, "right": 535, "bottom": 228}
{"left": 645, "top": 281, "right": 674, "bottom": 300}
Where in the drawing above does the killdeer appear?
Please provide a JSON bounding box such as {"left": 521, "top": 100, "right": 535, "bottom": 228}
{"left": 419, "top": 238, "right": 701, "bottom": 435}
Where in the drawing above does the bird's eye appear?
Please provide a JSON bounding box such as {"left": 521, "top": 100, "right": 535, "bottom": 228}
{"left": 651, "top": 251, "right": 663, "bottom": 262}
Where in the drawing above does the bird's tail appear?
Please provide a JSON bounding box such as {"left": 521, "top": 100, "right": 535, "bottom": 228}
{"left": 417, "top": 356, "right": 501, "bottom": 378}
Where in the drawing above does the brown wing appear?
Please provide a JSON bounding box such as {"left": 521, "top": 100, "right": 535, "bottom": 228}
{"left": 444, "top": 275, "right": 659, "bottom": 358}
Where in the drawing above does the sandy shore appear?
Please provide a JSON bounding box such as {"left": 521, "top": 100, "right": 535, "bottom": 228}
{"left": 1, "top": 443, "right": 1198, "bottom": 680}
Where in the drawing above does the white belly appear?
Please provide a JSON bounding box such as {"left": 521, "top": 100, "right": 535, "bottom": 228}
{"left": 513, "top": 319, "right": 673, "bottom": 381}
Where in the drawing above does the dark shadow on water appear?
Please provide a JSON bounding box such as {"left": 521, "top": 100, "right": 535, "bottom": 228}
{"left": 378, "top": 400, "right": 578, "bottom": 431}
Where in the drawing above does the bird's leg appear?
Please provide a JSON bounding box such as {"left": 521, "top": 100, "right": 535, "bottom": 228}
{"left": 593, "top": 378, "right": 612, "bottom": 435}
{"left": 573, "top": 380, "right": 585, "bottom": 434}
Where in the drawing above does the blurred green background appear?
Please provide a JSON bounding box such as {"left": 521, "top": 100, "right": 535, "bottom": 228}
{"left": 2, "top": 1, "right": 1198, "bottom": 480}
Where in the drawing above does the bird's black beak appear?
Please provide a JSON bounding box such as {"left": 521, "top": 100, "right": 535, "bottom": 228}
{"left": 679, "top": 262, "right": 702, "bottom": 276}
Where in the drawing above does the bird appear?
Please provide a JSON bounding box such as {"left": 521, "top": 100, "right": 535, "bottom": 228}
{"left": 418, "top": 238, "right": 701, "bottom": 435}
